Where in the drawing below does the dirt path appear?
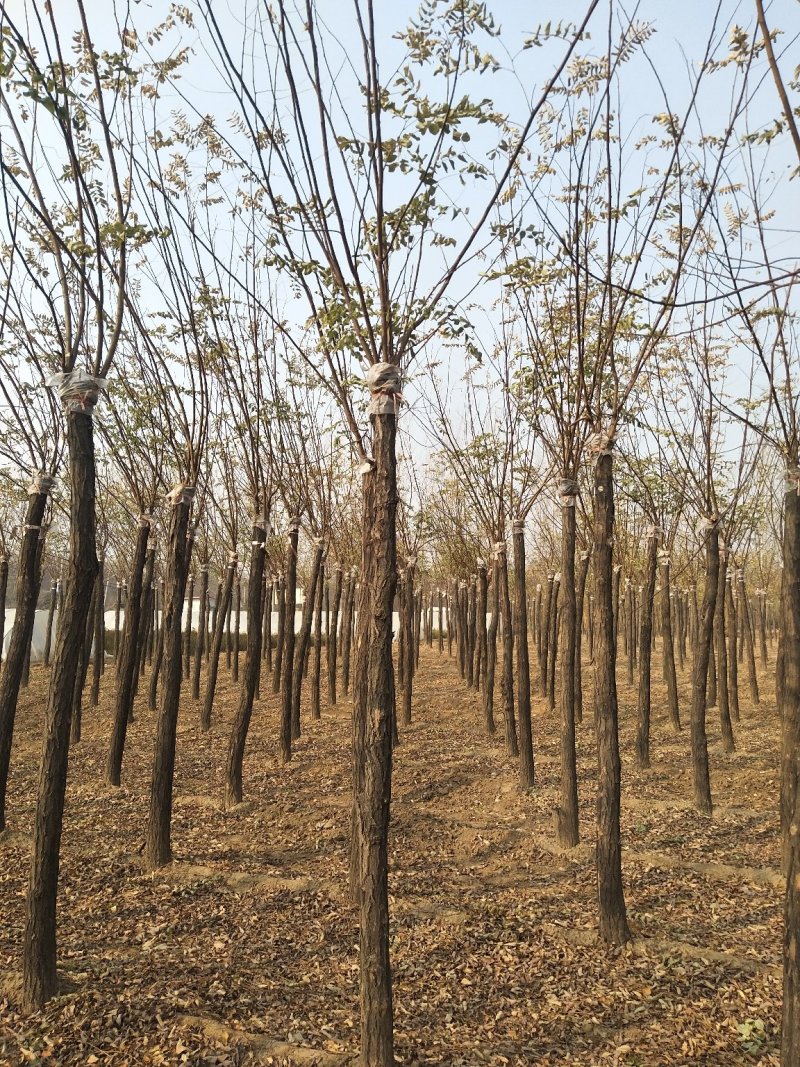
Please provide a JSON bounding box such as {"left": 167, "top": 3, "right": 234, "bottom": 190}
{"left": 0, "top": 643, "right": 783, "bottom": 1065}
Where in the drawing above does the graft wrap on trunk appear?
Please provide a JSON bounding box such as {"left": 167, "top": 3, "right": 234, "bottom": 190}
{"left": 166, "top": 484, "right": 196, "bottom": 508}
{"left": 559, "top": 478, "right": 579, "bottom": 507}
{"left": 27, "top": 475, "right": 56, "bottom": 497}
{"left": 366, "top": 362, "right": 402, "bottom": 416}
{"left": 46, "top": 370, "right": 107, "bottom": 413}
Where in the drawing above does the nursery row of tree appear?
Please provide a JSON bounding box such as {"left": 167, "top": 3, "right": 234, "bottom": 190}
{"left": 0, "top": 1, "right": 799, "bottom": 1064}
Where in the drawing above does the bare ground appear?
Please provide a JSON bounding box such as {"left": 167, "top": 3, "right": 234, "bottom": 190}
{"left": 0, "top": 640, "right": 783, "bottom": 1065}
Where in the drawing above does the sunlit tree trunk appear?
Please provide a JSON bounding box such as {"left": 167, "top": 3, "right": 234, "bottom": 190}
{"left": 781, "top": 469, "right": 800, "bottom": 1060}
{"left": 513, "top": 519, "right": 534, "bottom": 789}
{"left": 23, "top": 409, "right": 98, "bottom": 1010}
{"left": 201, "top": 557, "right": 236, "bottom": 732}
{"left": 225, "top": 521, "right": 267, "bottom": 807}
{"left": 145, "top": 487, "right": 195, "bottom": 869}
{"left": 0, "top": 484, "right": 51, "bottom": 829}
{"left": 635, "top": 529, "right": 659, "bottom": 769}
{"left": 280, "top": 522, "right": 300, "bottom": 763}
{"left": 592, "top": 445, "right": 630, "bottom": 945}
{"left": 690, "top": 523, "right": 718, "bottom": 817}
{"left": 557, "top": 484, "right": 579, "bottom": 846}
{"left": 350, "top": 407, "right": 397, "bottom": 1067}
{"left": 107, "top": 519, "right": 150, "bottom": 786}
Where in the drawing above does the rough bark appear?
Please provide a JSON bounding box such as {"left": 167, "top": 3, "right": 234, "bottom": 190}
{"left": 183, "top": 572, "right": 195, "bottom": 682}
{"left": 781, "top": 473, "right": 800, "bottom": 1061}
{"left": 557, "top": 493, "right": 579, "bottom": 847}
{"left": 547, "top": 574, "right": 560, "bottom": 713}
{"left": 232, "top": 576, "right": 242, "bottom": 684}
{"left": 476, "top": 562, "right": 488, "bottom": 692}
{"left": 497, "top": 545, "right": 518, "bottom": 757}
{"left": 512, "top": 519, "right": 534, "bottom": 790}
{"left": 201, "top": 559, "right": 236, "bottom": 732}
{"left": 90, "top": 558, "right": 104, "bottom": 708}
{"left": 350, "top": 410, "right": 396, "bottom": 1067}
{"left": 401, "top": 562, "right": 415, "bottom": 727}
{"left": 726, "top": 575, "right": 741, "bottom": 723}
{"left": 716, "top": 551, "right": 735, "bottom": 753}
{"left": 539, "top": 574, "right": 553, "bottom": 695}
{"left": 575, "top": 550, "right": 591, "bottom": 726}
{"left": 635, "top": 530, "right": 659, "bottom": 769}
{"left": 659, "top": 554, "right": 681, "bottom": 732}
{"left": 106, "top": 521, "right": 150, "bottom": 786}
{"left": 0, "top": 489, "right": 50, "bottom": 831}
{"left": 690, "top": 524, "right": 719, "bottom": 817}
{"left": 327, "top": 566, "right": 343, "bottom": 705}
{"left": 740, "top": 572, "right": 761, "bottom": 705}
{"left": 592, "top": 447, "right": 631, "bottom": 946}
{"left": 23, "top": 412, "right": 98, "bottom": 1010}
{"left": 280, "top": 523, "right": 300, "bottom": 763}
{"left": 113, "top": 580, "right": 123, "bottom": 664}
{"left": 43, "top": 580, "right": 57, "bottom": 669}
{"left": 483, "top": 557, "right": 499, "bottom": 735}
{"left": 191, "top": 566, "right": 209, "bottom": 701}
{"left": 291, "top": 540, "right": 324, "bottom": 741}
{"left": 266, "top": 578, "right": 275, "bottom": 673}
{"left": 311, "top": 556, "right": 325, "bottom": 720}
{"left": 225, "top": 523, "right": 266, "bottom": 808}
{"left": 145, "top": 489, "right": 194, "bottom": 869}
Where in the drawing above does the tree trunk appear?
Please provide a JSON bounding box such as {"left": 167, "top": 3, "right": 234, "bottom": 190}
{"left": 476, "top": 562, "right": 488, "bottom": 692}
{"left": 557, "top": 487, "right": 579, "bottom": 847}
{"left": 484, "top": 557, "right": 499, "bottom": 735}
{"left": 626, "top": 580, "right": 636, "bottom": 686}
{"left": 191, "top": 566, "right": 209, "bottom": 701}
{"left": 401, "top": 563, "right": 414, "bottom": 727}
{"left": 311, "top": 555, "right": 325, "bottom": 720}
{"left": 592, "top": 446, "right": 630, "bottom": 946}
{"left": 497, "top": 544, "right": 517, "bottom": 757}
{"left": 280, "top": 522, "right": 300, "bottom": 763}
{"left": 23, "top": 412, "right": 98, "bottom": 1010}
{"left": 69, "top": 566, "right": 98, "bottom": 745}
{"left": 106, "top": 520, "right": 150, "bottom": 786}
{"left": 740, "top": 572, "right": 761, "bottom": 705}
{"left": 547, "top": 574, "right": 560, "bottom": 713}
{"left": 350, "top": 409, "right": 396, "bottom": 1067}
{"left": 291, "top": 540, "right": 324, "bottom": 742}
{"left": 148, "top": 616, "right": 164, "bottom": 712}
{"left": 267, "top": 577, "right": 276, "bottom": 673}
{"left": 539, "top": 574, "right": 553, "bottom": 695}
{"left": 716, "top": 551, "right": 735, "bottom": 753}
{"left": 575, "top": 550, "right": 590, "bottom": 726}
{"left": 133, "top": 549, "right": 156, "bottom": 703}
{"left": 183, "top": 573, "right": 195, "bottom": 682}
{"left": 90, "top": 559, "right": 104, "bottom": 708}
{"left": 113, "top": 580, "right": 123, "bottom": 664}
{"left": 342, "top": 569, "right": 356, "bottom": 696}
{"left": 232, "top": 576, "right": 242, "bottom": 684}
{"left": 466, "top": 577, "right": 476, "bottom": 689}
{"left": 690, "top": 524, "right": 719, "bottom": 816}
{"left": 659, "top": 554, "right": 681, "bottom": 732}
{"left": 43, "top": 580, "right": 57, "bottom": 669}
{"left": 145, "top": 487, "right": 195, "bottom": 869}
{"left": 225, "top": 522, "right": 267, "bottom": 807}
{"left": 781, "top": 471, "right": 800, "bottom": 1060}
{"left": 512, "top": 519, "right": 534, "bottom": 789}
{"left": 0, "top": 487, "right": 51, "bottom": 831}
{"left": 726, "top": 574, "right": 740, "bottom": 723}
{"left": 635, "top": 530, "right": 659, "bottom": 769}
{"left": 327, "top": 565, "right": 343, "bottom": 705}
{"left": 201, "top": 559, "right": 237, "bottom": 731}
